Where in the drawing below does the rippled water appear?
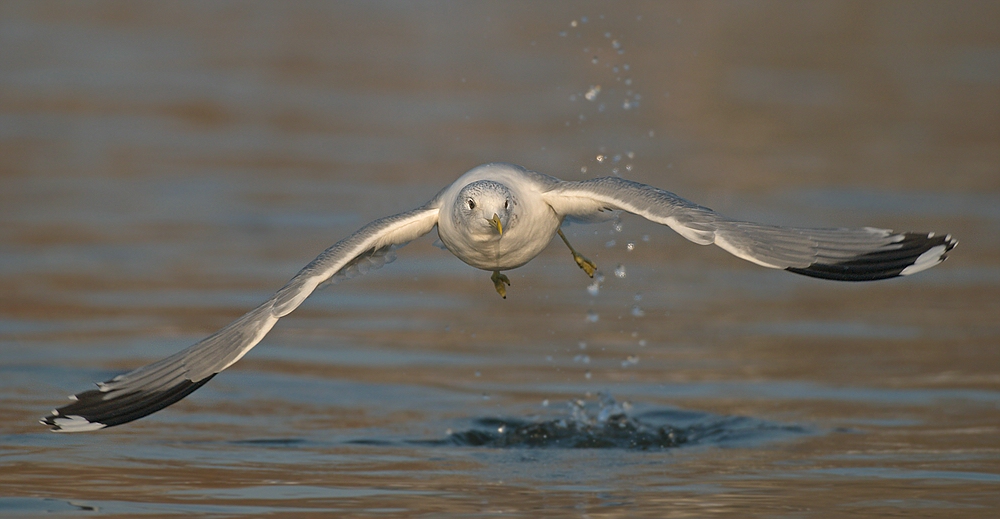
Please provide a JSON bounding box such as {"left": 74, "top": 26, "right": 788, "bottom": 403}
{"left": 2, "top": 2, "right": 999, "bottom": 517}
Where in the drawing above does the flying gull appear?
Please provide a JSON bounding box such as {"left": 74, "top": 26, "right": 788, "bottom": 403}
{"left": 42, "top": 162, "right": 956, "bottom": 432}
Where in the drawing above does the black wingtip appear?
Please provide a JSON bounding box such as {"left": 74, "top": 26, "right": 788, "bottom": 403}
{"left": 786, "top": 232, "right": 956, "bottom": 282}
{"left": 41, "top": 374, "right": 216, "bottom": 432}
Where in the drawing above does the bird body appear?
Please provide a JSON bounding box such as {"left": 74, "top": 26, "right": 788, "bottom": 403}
{"left": 437, "top": 164, "right": 562, "bottom": 271}
{"left": 42, "top": 162, "right": 956, "bottom": 432}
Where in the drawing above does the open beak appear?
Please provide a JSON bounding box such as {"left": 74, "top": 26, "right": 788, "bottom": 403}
{"left": 490, "top": 213, "right": 503, "bottom": 236}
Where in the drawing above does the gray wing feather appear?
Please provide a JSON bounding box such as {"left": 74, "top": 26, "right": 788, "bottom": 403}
{"left": 545, "top": 177, "right": 956, "bottom": 280}
{"left": 43, "top": 203, "right": 441, "bottom": 432}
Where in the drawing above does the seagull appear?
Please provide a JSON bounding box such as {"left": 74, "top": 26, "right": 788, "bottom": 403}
{"left": 41, "top": 162, "right": 956, "bottom": 432}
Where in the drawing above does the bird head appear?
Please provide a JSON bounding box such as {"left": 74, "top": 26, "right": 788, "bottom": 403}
{"left": 455, "top": 180, "right": 516, "bottom": 239}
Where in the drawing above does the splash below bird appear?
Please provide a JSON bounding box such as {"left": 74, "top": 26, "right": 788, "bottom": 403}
{"left": 42, "top": 162, "right": 956, "bottom": 432}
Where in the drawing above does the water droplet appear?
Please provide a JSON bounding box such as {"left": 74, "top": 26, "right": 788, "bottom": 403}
{"left": 596, "top": 154, "right": 605, "bottom": 163}
{"left": 497, "top": 425, "right": 506, "bottom": 433}
{"left": 545, "top": 355, "right": 553, "bottom": 362}
{"left": 605, "top": 239, "right": 616, "bottom": 248}
{"left": 586, "top": 310, "right": 599, "bottom": 322}
{"left": 621, "top": 355, "right": 639, "bottom": 367}
{"left": 587, "top": 279, "right": 600, "bottom": 296}
{"left": 624, "top": 78, "right": 632, "bottom": 86}
{"left": 614, "top": 264, "right": 627, "bottom": 278}
{"left": 591, "top": 56, "right": 599, "bottom": 65}
{"left": 578, "top": 341, "right": 587, "bottom": 350}
{"left": 630, "top": 304, "right": 645, "bottom": 317}
{"left": 542, "top": 399, "right": 549, "bottom": 407}
{"left": 475, "top": 371, "right": 481, "bottom": 377}
{"left": 581, "top": 16, "right": 588, "bottom": 23}
{"left": 626, "top": 242, "right": 635, "bottom": 251}
{"left": 573, "top": 354, "right": 591, "bottom": 364}
{"left": 638, "top": 339, "right": 647, "bottom": 347}
{"left": 604, "top": 32, "right": 612, "bottom": 38}
{"left": 580, "top": 166, "right": 588, "bottom": 173}
{"left": 559, "top": 31, "right": 567, "bottom": 37}
{"left": 585, "top": 85, "right": 601, "bottom": 101}
{"left": 570, "top": 20, "right": 578, "bottom": 27}
{"left": 482, "top": 394, "right": 490, "bottom": 400}
{"left": 585, "top": 370, "right": 592, "bottom": 380}
{"left": 623, "top": 101, "right": 632, "bottom": 110}
{"left": 612, "top": 40, "right": 621, "bottom": 50}
{"left": 634, "top": 292, "right": 642, "bottom": 301}
{"left": 642, "top": 234, "right": 650, "bottom": 242}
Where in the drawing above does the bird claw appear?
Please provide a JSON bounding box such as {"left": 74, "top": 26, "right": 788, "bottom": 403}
{"left": 491, "top": 271, "right": 510, "bottom": 299}
{"left": 573, "top": 253, "right": 597, "bottom": 278}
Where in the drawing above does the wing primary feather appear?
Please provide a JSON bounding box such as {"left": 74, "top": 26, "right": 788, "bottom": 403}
{"left": 787, "top": 233, "right": 956, "bottom": 281}
{"left": 41, "top": 204, "right": 440, "bottom": 431}
{"left": 544, "top": 176, "right": 955, "bottom": 279}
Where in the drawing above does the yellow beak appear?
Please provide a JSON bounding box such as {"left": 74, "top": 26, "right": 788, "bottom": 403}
{"left": 491, "top": 213, "right": 503, "bottom": 236}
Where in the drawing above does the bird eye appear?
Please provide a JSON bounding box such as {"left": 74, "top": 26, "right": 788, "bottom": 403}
{"left": 504, "top": 200, "right": 509, "bottom": 210}
{"left": 467, "top": 199, "right": 476, "bottom": 210}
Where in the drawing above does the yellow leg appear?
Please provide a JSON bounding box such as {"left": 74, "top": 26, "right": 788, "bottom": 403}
{"left": 557, "top": 229, "right": 597, "bottom": 278}
{"left": 491, "top": 270, "right": 510, "bottom": 299}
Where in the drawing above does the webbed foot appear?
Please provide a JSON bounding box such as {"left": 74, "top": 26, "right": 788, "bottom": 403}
{"left": 558, "top": 228, "right": 598, "bottom": 278}
{"left": 491, "top": 271, "right": 510, "bottom": 299}
{"left": 572, "top": 252, "right": 598, "bottom": 278}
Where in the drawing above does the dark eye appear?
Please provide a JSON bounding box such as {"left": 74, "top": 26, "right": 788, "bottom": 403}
{"left": 504, "top": 200, "right": 509, "bottom": 210}
{"left": 467, "top": 199, "right": 476, "bottom": 210}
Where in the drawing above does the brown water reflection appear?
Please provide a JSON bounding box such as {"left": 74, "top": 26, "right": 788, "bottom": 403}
{"left": 2, "top": 1, "right": 999, "bottom": 517}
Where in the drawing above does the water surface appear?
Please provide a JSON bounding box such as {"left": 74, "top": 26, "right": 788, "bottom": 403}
{"left": 2, "top": 2, "right": 999, "bottom": 517}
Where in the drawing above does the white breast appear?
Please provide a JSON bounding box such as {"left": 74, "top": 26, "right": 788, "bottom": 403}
{"left": 436, "top": 167, "right": 562, "bottom": 272}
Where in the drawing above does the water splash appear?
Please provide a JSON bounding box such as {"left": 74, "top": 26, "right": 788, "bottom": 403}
{"left": 430, "top": 394, "right": 809, "bottom": 450}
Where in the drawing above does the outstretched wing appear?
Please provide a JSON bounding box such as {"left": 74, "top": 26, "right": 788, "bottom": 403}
{"left": 42, "top": 204, "right": 441, "bottom": 432}
{"left": 544, "top": 177, "right": 956, "bottom": 280}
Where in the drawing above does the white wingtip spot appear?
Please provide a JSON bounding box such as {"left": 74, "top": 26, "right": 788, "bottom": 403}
{"left": 50, "top": 415, "right": 107, "bottom": 433}
{"left": 900, "top": 244, "right": 948, "bottom": 276}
